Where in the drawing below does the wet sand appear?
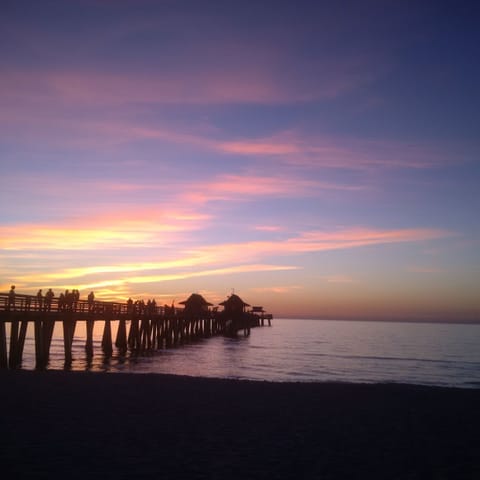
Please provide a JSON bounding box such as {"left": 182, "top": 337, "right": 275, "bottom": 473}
{"left": 1, "top": 370, "right": 480, "bottom": 479}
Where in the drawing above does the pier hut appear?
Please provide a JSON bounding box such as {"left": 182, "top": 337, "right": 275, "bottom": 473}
{"left": 179, "top": 293, "right": 213, "bottom": 315}
{"left": 219, "top": 294, "right": 251, "bottom": 336}
{"left": 219, "top": 294, "right": 250, "bottom": 316}
{"left": 178, "top": 293, "right": 214, "bottom": 341}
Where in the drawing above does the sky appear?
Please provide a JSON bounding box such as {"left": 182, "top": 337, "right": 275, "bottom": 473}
{"left": 1, "top": 0, "right": 479, "bottom": 321}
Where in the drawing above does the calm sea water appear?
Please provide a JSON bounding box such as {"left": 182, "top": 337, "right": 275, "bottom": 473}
{"left": 14, "top": 318, "right": 480, "bottom": 388}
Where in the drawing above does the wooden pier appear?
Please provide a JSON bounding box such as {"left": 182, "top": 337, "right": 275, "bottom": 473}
{"left": 0, "top": 292, "right": 272, "bottom": 370}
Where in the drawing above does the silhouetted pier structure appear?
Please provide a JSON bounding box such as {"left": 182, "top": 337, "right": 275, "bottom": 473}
{"left": 0, "top": 292, "right": 272, "bottom": 370}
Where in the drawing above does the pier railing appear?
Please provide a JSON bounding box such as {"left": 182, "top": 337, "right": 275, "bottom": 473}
{"left": 0, "top": 292, "right": 272, "bottom": 370}
{"left": 0, "top": 293, "right": 176, "bottom": 316}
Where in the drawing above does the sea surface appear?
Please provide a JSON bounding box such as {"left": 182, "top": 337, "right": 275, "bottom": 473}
{"left": 13, "top": 318, "right": 480, "bottom": 388}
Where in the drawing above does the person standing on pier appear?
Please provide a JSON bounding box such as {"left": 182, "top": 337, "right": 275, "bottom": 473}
{"left": 45, "top": 288, "right": 54, "bottom": 311}
{"left": 58, "top": 293, "right": 65, "bottom": 311}
{"left": 65, "top": 290, "right": 74, "bottom": 311}
{"left": 36, "top": 289, "right": 43, "bottom": 311}
{"left": 8, "top": 285, "right": 15, "bottom": 310}
{"left": 73, "top": 289, "right": 80, "bottom": 311}
{"left": 88, "top": 291, "right": 95, "bottom": 313}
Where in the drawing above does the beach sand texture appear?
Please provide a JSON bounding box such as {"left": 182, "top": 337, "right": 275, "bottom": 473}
{"left": 1, "top": 371, "right": 480, "bottom": 479}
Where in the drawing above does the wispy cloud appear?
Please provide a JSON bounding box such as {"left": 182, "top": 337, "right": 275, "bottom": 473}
{"left": 1, "top": 223, "right": 453, "bottom": 297}
{"left": 182, "top": 173, "right": 362, "bottom": 205}
{"left": 253, "top": 225, "right": 283, "bottom": 232}
{"left": 218, "top": 131, "right": 452, "bottom": 170}
{"left": 406, "top": 265, "right": 445, "bottom": 274}
{"left": 54, "top": 264, "right": 300, "bottom": 295}
{"left": 0, "top": 92, "right": 455, "bottom": 175}
{"left": 251, "top": 285, "right": 303, "bottom": 294}
{"left": 0, "top": 63, "right": 373, "bottom": 109}
{"left": 323, "top": 275, "right": 356, "bottom": 283}
{"left": 186, "top": 227, "right": 455, "bottom": 265}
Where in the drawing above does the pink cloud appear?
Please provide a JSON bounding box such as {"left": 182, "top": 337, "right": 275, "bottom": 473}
{"left": 181, "top": 173, "right": 363, "bottom": 205}
{"left": 0, "top": 69, "right": 323, "bottom": 108}
{"left": 219, "top": 140, "right": 301, "bottom": 156}
{"left": 254, "top": 225, "right": 283, "bottom": 232}
{"left": 285, "top": 228, "right": 454, "bottom": 252}
{"left": 216, "top": 131, "right": 451, "bottom": 170}
{"left": 0, "top": 83, "right": 456, "bottom": 173}
{"left": 0, "top": 45, "right": 381, "bottom": 112}
{"left": 186, "top": 227, "right": 455, "bottom": 265}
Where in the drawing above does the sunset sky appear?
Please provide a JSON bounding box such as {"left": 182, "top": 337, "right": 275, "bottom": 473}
{"left": 1, "top": 0, "right": 479, "bottom": 321}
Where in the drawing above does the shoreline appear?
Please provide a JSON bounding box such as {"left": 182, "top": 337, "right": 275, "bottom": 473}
{"left": 2, "top": 370, "right": 480, "bottom": 479}
{"left": 2, "top": 367, "right": 480, "bottom": 389}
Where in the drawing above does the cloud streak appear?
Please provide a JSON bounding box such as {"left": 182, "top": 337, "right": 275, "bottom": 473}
{"left": 0, "top": 209, "right": 210, "bottom": 251}
{"left": 0, "top": 67, "right": 361, "bottom": 109}
{"left": 186, "top": 228, "right": 455, "bottom": 265}
{"left": 1, "top": 222, "right": 453, "bottom": 296}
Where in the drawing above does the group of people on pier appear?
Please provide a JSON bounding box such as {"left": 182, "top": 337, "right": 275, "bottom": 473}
{"left": 5, "top": 286, "right": 165, "bottom": 316}
{"left": 34, "top": 288, "right": 56, "bottom": 311}
{"left": 127, "top": 298, "right": 161, "bottom": 316}
{"left": 6, "top": 285, "right": 97, "bottom": 313}
{"left": 5, "top": 286, "right": 174, "bottom": 318}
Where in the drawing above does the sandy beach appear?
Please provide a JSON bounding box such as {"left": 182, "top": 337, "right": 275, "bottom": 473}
{"left": 1, "top": 371, "right": 479, "bottom": 479}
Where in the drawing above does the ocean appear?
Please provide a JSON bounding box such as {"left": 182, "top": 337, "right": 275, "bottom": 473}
{"left": 12, "top": 318, "right": 480, "bottom": 388}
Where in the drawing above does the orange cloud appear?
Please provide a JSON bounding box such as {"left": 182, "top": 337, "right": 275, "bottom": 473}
{"left": 74, "top": 264, "right": 299, "bottom": 291}
{"left": 0, "top": 209, "right": 210, "bottom": 251}
{"left": 1, "top": 224, "right": 455, "bottom": 301}
{"left": 251, "top": 285, "right": 303, "bottom": 294}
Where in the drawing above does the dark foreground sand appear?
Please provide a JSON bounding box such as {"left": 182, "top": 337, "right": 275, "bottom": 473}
{"left": 1, "top": 371, "right": 480, "bottom": 479}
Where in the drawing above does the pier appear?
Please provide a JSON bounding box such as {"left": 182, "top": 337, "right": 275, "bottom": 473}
{"left": 0, "top": 291, "right": 272, "bottom": 370}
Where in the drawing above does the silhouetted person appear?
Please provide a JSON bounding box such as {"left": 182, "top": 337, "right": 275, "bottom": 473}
{"left": 88, "top": 291, "right": 95, "bottom": 313}
{"left": 45, "top": 288, "right": 54, "bottom": 311}
{"left": 8, "top": 285, "right": 15, "bottom": 311}
{"left": 58, "top": 293, "right": 65, "bottom": 311}
{"left": 127, "top": 298, "right": 133, "bottom": 314}
{"left": 65, "top": 290, "right": 75, "bottom": 311}
{"left": 37, "top": 289, "right": 43, "bottom": 311}
{"left": 72, "top": 289, "right": 80, "bottom": 311}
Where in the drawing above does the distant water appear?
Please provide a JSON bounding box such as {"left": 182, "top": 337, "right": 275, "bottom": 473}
{"left": 14, "top": 318, "right": 480, "bottom": 388}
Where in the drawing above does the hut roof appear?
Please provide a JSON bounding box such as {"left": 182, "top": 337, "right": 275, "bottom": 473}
{"left": 179, "top": 293, "right": 213, "bottom": 307}
{"left": 219, "top": 293, "right": 250, "bottom": 308}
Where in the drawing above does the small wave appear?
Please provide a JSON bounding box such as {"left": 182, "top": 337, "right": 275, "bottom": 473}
{"left": 305, "top": 352, "right": 480, "bottom": 366}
